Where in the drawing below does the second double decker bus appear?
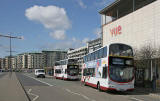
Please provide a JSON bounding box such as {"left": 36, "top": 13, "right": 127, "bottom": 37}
{"left": 54, "top": 59, "right": 79, "bottom": 80}
{"left": 81, "top": 43, "right": 134, "bottom": 91}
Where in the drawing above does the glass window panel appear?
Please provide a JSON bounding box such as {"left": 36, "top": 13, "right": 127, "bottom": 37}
{"left": 103, "top": 47, "right": 107, "bottom": 57}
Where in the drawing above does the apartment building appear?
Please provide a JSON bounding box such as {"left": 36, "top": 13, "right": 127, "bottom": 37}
{"left": 16, "top": 54, "right": 23, "bottom": 69}
{"left": 87, "top": 38, "right": 102, "bottom": 53}
{"left": 4, "top": 56, "right": 10, "bottom": 70}
{"left": 67, "top": 46, "right": 87, "bottom": 69}
{"left": 0, "top": 58, "right": 1, "bottom": 69}
{"left": 42, "top": 50, "right": 67, "bottom": 68}
{"left": 0, "top": 58, "right": 5, "bottom": 69}
{"left": 27, "top": 52, "right": 43, "bottom": 69}
{"left": 11, "top": 56, "right": 17, "bottom": 69}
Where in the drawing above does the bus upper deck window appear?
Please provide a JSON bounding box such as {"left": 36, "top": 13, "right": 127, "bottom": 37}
{"left": 103, "top": 47, "right": 107, "bottom": 57}
{"left": 99, "top": 48, "right": 103, "bottom": 58}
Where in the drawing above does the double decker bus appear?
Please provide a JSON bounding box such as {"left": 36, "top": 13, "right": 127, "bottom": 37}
{"left": 54, "top": 59, "right": 79, "bottom": 80}
{"left": 81, "top": 43, "right": 134, "bottom": 91}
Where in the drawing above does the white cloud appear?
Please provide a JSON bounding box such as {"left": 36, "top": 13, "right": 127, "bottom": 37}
{"left": 20, "top": 36, "right": 25, "bottom": 40}
{"left": 77, "top": 0, "right": 87, "bottom": 9}
{"left": 25, "top": 5, "right": 71, "bottom": 40}
{"left": 54, "top": 41, "right": 73, "bottom": 49}
{"left": 82, "top": 38, "right": 89, "bottom": 44}
{"left": 40, "top": 40, "right": 76, "bottom": 50}
{"left": 49, "top": 30, "right": 66, "bottom": 40}
{"left": 93, "top": 28, "right": 101, "bottom": 38}
{"left": 72, "top": 37, "right": 77, "bottom": 42}
{"left": 40, "top": 37, "right": 91, "bottom": 50}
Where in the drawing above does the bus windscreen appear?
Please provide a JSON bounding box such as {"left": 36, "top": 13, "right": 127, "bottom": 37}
{"left": 109, "top": 44, "right": 133, "bottom": 57}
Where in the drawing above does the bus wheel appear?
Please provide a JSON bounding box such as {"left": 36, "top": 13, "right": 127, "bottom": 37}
{"left": 97, "top": 83, "right": 101, "bottom": 91}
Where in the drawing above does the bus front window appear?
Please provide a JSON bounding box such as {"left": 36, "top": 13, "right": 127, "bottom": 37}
{"left": 109, "top": 56, "right": 134, "bottom": 82}
{"left": 109, "top": 44, "right": 133, "bottom": 57}
{"left": 109, "top": 66, "right": 134, "bottom": 82}
{"left": 68, "top": 65, "right": 79, "bottom": 76}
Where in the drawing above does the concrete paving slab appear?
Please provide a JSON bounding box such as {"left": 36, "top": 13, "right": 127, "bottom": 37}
{"left": 0, "top": 72, "right": 29, "bottom": 101}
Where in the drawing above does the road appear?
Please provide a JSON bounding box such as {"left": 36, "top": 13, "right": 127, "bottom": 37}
{"left": 0, "top": 72, "right": 7, "bottom": 78}
{"left": 16, "top": 72, "right": 160, "bottom": 101}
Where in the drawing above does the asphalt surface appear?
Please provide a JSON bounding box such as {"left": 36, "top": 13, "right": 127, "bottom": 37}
{"left": 16, "top": 72, "right": 160, "bottom": 101}
{"left": 16, "top": 73, "right": 47, "bottom": 86}
{"left": 0, "top": 72, "right": 7, "bottom": 78}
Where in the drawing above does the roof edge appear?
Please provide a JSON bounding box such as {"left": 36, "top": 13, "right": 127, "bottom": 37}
{"left": 99, "top": 0, "right": 121, "bottom": 14}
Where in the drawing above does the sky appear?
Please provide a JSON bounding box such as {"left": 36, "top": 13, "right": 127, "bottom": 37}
{"left": 0, "top": 0, "right": 114, "bottom": 58}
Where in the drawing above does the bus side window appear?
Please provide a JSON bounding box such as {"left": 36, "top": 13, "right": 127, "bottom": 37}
{"left": 91, "top": 53, "right": 94, "bottom": 61}
{"left": 93, "top": 52, "right": 95, "bottom": 60}
{"left": 65, "top": 69, "right": 67, "bottom": 74}
{"left": 86, "top": 55, "right": 88, "bottom": 62}
{"left": 100, "top": 48, "right": 103, "bottom": 58}
{"left": 95, "top": 51, "right": 98, "bottom": 59}
{"left": 83, "top": 57, "right": 85, "bottom": 62}
{"left": 103, "top": 47, "right": 107, "bottom": 57}
{"left": 83, "top": 69, "right": 87, "bottom": 76}
{"left": 91, "top": 68, "right": 95, "bottom": 77}
{"left": 85, "top": 56, "right": 87, "bottom": 62}
{"left": 88, "top": 54, "right": 91, "bottom": 61}
{"left": 87, "top": 54, "right": 90, "bottom": 62}
{"left": 102, "top": 66, "right": 107, "bottom": 78}
{"left": 98, "top": 50, "right": 100, "bottom": 59}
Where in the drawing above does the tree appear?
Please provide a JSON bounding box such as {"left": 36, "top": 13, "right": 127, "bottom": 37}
{"left": 137, "top": 44, "right": 156, "bottom": 59}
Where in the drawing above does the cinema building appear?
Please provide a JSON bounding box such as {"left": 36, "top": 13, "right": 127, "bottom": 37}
{"left": 100, "top": 0, "right": 160, "bottom": 86}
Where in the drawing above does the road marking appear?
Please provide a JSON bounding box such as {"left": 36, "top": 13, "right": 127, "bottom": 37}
{"left": 130, "top": 97, "right": 144, "bottom": 101}
{"left": 28, "top": 89, "right": 39, "bottom": 101}
{"left": 149, "top": 93, "right": 160, "bottom": 99}
{"left": 24, "top": 74, "right": 54, "bottom": 87}
{"left": 65, "top": 88, "right": 96, "bottom": 101}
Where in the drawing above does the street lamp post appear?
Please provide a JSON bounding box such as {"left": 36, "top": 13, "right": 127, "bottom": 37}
{"left": 0, "top": 33, "right": 22, "bottom": 71}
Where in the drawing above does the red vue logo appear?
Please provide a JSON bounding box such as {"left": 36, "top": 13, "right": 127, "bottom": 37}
{"left": 110, "top": 25, "right": 122, "bottom": 36}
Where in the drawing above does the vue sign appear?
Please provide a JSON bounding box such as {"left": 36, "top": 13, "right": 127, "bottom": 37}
{"left": 110, "top": 25, "right": 122, "bottom": 36}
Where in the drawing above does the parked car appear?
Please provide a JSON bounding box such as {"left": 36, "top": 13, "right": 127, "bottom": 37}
{"left": 35, "top": 69, "right": 45, "bottom": 78}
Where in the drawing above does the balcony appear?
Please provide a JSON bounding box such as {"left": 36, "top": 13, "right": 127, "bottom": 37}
{"left": 100, "top": 0, "right": 156, "bottom": 26}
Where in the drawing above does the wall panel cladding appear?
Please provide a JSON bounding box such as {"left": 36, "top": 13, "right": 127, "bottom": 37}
{"left": 102, "top": 0, "right": 160, "bottom": 49}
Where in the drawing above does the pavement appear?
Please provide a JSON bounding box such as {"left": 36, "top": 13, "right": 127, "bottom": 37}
{"left": 45, "top": 74, "right": 53, "bottom": 78}
{"left": 0, "top": 72, "right": 29, "bottom": 101}
{"left": 134, "top": 86, "right": 160, "bottom": 98}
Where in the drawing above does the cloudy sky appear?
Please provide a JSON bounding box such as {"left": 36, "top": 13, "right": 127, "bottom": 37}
{"left": 0, "top": 0, "right": 114, "bottom": 57}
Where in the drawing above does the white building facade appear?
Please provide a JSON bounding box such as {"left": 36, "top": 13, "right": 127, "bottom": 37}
{"left": 27, "top": 53, "right": 43, "bottom": 69}
{"left": 67, "top": 46, "right": 87, "bottom": 69}
{"left": 100, "top": 0, "right": 159, "bottom": 50}
{"left": 42, "top": 50, "right": 67, "bottom": 68}
{"left": 87, "top": 38, "right": 102, "bottom": 53}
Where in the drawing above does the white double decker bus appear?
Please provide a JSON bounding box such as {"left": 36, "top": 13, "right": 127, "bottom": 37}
{"left": 54, "top": 59, "right": 79, "bottom": 80}
{"left": 81, "top": 43, "right": 134, "bottom": 91}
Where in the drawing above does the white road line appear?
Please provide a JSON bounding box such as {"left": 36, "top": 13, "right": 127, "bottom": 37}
{"left": 130, "top": 97, "right": 144, "bottom": 101}
{"left": 28, "top": 89, "right": 39, "bottom": 101}
{"left": 65, "top": 88, "right": 96, "bottom": 101}
{"left": 24, "top": 74, "right": 54, "bottom": 87}
{"left": 149, "top": 93, "right": 160, "bottom": 99}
